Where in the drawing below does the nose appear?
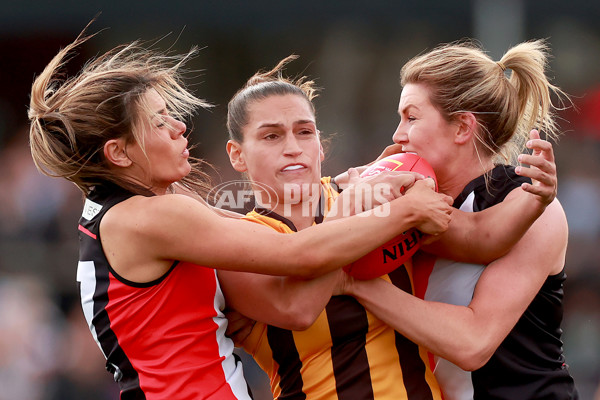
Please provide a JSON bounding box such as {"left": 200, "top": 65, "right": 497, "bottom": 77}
{"left": 392, "top": 121, "right": 408, "bottom": 146}
{"left": 170, "top": 118, "right": 187, "bottom": 138}
{"left": 283, "top": 133, "right": 302, "bottom": 156}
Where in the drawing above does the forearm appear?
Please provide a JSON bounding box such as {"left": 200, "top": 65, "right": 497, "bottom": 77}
{"left": 219, "top": 270, "right": 339, "bottom": 330}
{"left": 288, "top": 196, "right": 423, "bottom": 277}
{"left": 424, "top": 189, "right": 544, "bottom": 264}
{"left": 347, "top": 277, "right": 494, "bottom": 370}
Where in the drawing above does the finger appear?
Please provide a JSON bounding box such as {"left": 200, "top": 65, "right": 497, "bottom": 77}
{"left": 376, "top": 143, "right": 404, "bottom": 161}
{"left": 520, "top": 182, "right": 555, "bottom": 198}
{"left": 515, "top": 165, "right": 554, "bottom": 186}
{"left": 393, "top": 172, "right": 417, "bottom": 186}
{"left": 525, "top": 138, "right": 552, "bottom": 153}
{"left": 347, "top": 168, "right": 360, "bottom": 184}
{"left": 529, "top": 129, "right": 540, "bottom": 140}
{"left": 442, "top": 193, "right": 454, "bottom": 206}
{"left": 423, "top": 177, "right": 436, "bottom": 190}
{"left": 421, "top": 234, "right": 440, "bottom": 245}
{"left": 525, "top": 138, "right": 555, "bottom": 162}
{"left": 517, "top": 154, "right": 554, "bottom": 172}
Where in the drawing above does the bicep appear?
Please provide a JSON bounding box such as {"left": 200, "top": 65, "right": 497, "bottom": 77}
{"left": 150, "top": 195, "right": 307, "bottom": 275}
{"left": 469, "top": 200, "right": 567, "bottom": 342}
{"left": 218, "top": 269, "right": 335, "bottom": 330}
{"left": 218, "top": 270, "right": 287, "bottom": 322}
{"left": 423, "top": 187, "right": 543, "bottom": 263}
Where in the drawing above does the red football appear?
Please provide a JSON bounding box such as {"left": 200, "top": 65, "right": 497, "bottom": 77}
{"left": 343, "top": 152, "right": 437, "bottom": 280}
{"left": 360, "top": 152, "right": 438, "bottom": 191}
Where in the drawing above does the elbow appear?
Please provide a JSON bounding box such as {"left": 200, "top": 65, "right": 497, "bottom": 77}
{"left": 286, "top": 312, "right": 319, "bottom": 331}
{"left": 273, "top": 304, "right": 320, "bottom": 331}
{"left": 449, "top": 342, "right": 495, "bottom": 371}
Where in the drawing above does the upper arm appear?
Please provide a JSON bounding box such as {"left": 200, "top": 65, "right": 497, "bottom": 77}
{"left": 138, "top": 194, "right": 314, "bottom": 275}
{"left": 218, "top": 270, "right": 295, "bottom": 326}
{"left": 424, "top": 187, "right": 545, "bottom": 263}
{"left": 100, "top": 194, "right": 313, "bottom": 279}
{"left": 467, "top": 199, "right": 568, "bottom": 351}
{"left": 218, "top": 269, "right": 337, "bottom": 330}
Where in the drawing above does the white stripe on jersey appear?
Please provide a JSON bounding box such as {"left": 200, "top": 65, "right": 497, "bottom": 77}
{"left": 425, "top": 190, "right": 481, "bottom": 400}
{"left": 212, "top": 270, "right": 252, "bottom": 400}
{"left": 76, "top": 260, "right": 106, "bottom": 359}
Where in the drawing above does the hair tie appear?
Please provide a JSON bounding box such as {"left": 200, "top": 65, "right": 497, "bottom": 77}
{"left": 497, "top": 61, "right": 506, "bottom": 72}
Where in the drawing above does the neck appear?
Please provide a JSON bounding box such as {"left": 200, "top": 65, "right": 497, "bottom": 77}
{"left": 275, "top": 201, "right": 320, "bottom": 231}
{"left": 438, "top": 156, "right": 495, "bottom": 199}
{"left": 255, "top": 187, "right": 322, "bottom": 231}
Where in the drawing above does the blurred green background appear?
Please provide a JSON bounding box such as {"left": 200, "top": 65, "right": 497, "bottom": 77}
{"left": 0, "top": 1, "right": 598, "bottom": 399}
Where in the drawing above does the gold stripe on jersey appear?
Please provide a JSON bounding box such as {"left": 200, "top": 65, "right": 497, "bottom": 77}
{"left": 241, "top": 177, "right": 442, "bottom": 400}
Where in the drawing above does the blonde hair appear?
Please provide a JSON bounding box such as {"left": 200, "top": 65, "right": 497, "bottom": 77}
{"left": 400, "top": 39, "right": 569, "bottom": 164}
{"left": 227, "top": 55, "right": 320, "bottom": 142}
{"left": 28, "top": 28, "right": 212, "bottom": 196}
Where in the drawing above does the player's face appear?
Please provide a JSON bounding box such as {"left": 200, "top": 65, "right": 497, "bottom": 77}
{"left": 392, "top": 83, "right": 458, "bottom": 178}
{"left": 232, "top": 94, "right": 324, "bottom": 205}
{"left": 125, "top": 88, "right": 190, "bottom": 193}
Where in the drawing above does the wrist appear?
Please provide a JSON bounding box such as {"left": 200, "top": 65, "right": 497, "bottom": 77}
{"left": 391, "top": 196, "right": 420, "bottom": 228}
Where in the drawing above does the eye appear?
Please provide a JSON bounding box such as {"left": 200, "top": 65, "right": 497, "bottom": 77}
{"left": 154, "top": 115, "right": 168, "bottom": 128}
{"left": 264, "top": 133, "right": 279, "bottom": 140}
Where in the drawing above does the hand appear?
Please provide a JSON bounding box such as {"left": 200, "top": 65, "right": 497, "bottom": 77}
{"left": 224, "top": 308, "right": 256, "bottom": 347}
{"left": 515, "top": 129, "right": 557, "bottom": 206}
{"left": 373, "top": 143, "right": 404, "bottom": 162}
{"left": 332, "top": 143, "right": 404, "bottom": 188}
{"left": 332, "top": 166, "right": 368, "bottom": 189}
{"left": 327, "top": 170, "right": 421, "bottom": 220}
{"left": 403, "top": 179, "right": 454, "bottom": 235}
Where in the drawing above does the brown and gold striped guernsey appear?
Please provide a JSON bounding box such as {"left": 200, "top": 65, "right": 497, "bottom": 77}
{"left": 241, "top": 177, "right": 442, "bottom": 400}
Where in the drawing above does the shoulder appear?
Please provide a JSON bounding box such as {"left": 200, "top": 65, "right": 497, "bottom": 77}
{"left": 458, "top": 165, "right": 530, "bottom": 210}
{"left": 534, "top": 198, "right": 568, "bottom": 236}
{"left": 513, "top": 198, "right": 567, "bottom": 275}
{"left": 102, "top": 194, "right": 212, "bottom": 236}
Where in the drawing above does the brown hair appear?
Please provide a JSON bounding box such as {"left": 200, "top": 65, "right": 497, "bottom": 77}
{"left": 226, "top": 55, "right": 320, "bottom": 143}
{"left": 28, "top": 27, "right": 212, "bottom": 196}
{"left": 400, "top": 39, "right": 569, "bottom": 164}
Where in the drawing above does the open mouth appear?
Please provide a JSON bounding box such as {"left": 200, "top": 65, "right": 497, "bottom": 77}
{"left": 282, "top": 164, "right": 306, "bottom": 172}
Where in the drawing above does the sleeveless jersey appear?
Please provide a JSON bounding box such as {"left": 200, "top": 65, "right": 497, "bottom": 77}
{"left": 422, "top": 165, "right": 578, "bottom": 399}
{"left": 241, "top": 177, "right": 442, "bottom": 400}
{"left": 76, "top": 183, "right": 252, "bottom": 400}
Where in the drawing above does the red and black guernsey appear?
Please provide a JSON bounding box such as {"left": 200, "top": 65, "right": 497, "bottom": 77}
{"left": 76, "top": 183, "right": 252, "bottom": 400}
{"left": 240, "top": 177, "right": 442, "bottom": 400}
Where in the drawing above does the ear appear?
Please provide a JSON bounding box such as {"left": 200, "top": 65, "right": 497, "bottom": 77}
{"left": 103, "top": 138, "right": 132, "bottom": 167}
{"left": 319, "top": 141, "right": 325, "bottom": 162}
{"left": 316, "top": 130, "right": 325, "bottom": 162}
{"left": 226, "top": 140, "right": 247, "bottom": 172}
{"left": 454, "top": 112, "right": 478, "bottom": 145}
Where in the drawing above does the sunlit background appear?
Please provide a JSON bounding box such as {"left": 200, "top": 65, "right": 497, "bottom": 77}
{"left": 0, "top": 1, "right": 598, "bottom": 399}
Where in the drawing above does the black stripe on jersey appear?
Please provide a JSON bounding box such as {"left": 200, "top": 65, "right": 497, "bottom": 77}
{"left": 255, "top": 206, "right": 298, "bottom": 232}
{"left": 83, "top": 239, "right": 146, "bottom": 399}
{"left": 314, "top": 188, "right": 326, "bottom": 225}
{"left": 454, "top": 165, "right": 530, "bottom": 210}
{"left": 80, "top": 185, "right": 147, "bottom": 399}
{"left": 326, "top": 296, "right": 374, "bottom": 400}
{"left": 388, "top": 266, "right": 434, "bottom": 400}
{"left": 266, "top": 326, "right": 306, "bottom": 400}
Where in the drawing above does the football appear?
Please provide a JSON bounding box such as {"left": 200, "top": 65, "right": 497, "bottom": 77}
{"left": 360, "top": 152, "right": 438, "bottom": 191}
{"left": 343, "top": 152, "right": 437, "bottom": 280}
